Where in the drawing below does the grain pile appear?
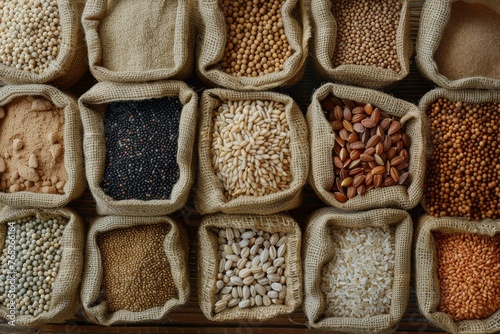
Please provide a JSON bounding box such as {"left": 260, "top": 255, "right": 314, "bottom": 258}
{"left": 213, "top": 227, "right": 288, "bottom": 312}
{"left": 97, "top": 224, "right": 176, "bottom": 312}
{"left": 0, "top": 0, "right": 62, "bottom": 73}
{"left": 211, "top": 99, "right": 292, "bottom": 200}
{"left": 321, "top": 226, "right": 395, "bottom": 318}
{"left": 320, "top": 95, "right": 411, "bottom": 203}
{"left": 424, "top": 98, "right": 499, "bottom": 220}
{"left": 0, "top": 216, "right": 66, "bottom": 317}
{"left": 331, "top": 0, "right": 401, "bottom": 73}
{"left": 434, "top": 232, "right": 500, "bottom": 321}
{"left": 0, "top": 96, "right": 67, "bottom": 194}
{"left": 219, "top": 0, "right": 292, "bottom": 77}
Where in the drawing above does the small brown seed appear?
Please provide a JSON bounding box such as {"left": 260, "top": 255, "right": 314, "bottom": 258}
{"left": 334, "top": 192, "right": 347, "bottom": 203}
{"left": 342, "top": 99, "right": 355, "bottom": 108}
{"left": 366, "top": 135, "right": 381, "bottom": 149}
{"left": 387, "top": 120, "right": 401, "bottom": 135}
{"left": 343, "top": 120, "right": 354, "bottom": 132}
{"left": 353, "top": 123, "right": 365, "bottom": 133}
{"left": 331, "top": 121, "right": 344, "bottom": 131}
{"left": 364, "top": 103, "right": 373, "bottom": 115}
{"left": 390, "top": 156, "right": 405, "bottom": 166}
{"left": 360, "top": 154, "right": 374, "bottom": 162}
{"left": 371, "top": 166, "right": 386, "bottom": 175}
{"left": 343, "top": 108, "right": 352, "bottom": 121}
{"left": 390, "top": 167, "right": 400, "bottom": 183}
{"left": 370, "top": 108, "right": 381, "bottom": 124}
{"left": 361, "top": 118, "right": 376, "bottom": 129}
{"left": 334, "top": 105, "right": 343, "bottom": 120}
{"left": 373, "top": 174, "right": 383, "bottom": 187}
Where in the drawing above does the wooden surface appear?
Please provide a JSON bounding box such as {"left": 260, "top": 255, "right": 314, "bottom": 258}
{"left": 2, "top": 0, "right": 455, "bottom": 333}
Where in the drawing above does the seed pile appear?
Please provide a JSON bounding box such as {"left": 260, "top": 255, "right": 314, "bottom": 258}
{"left": 331, "top": 0, "right": 401, "bottom": 73}
{"left": 102, "top": 97, "right": 182, "bottom": 201}
{"left": 97, "top": 224, "right": 176, "bottom": 313}
{"left": 213, "top": 227, "right": 288, "bottom": 313}
{"left": 425, "top": 99, "right": 500, "bottom": 220}
{"left": 211, "top": 99, "right": 292, "bottom": 200}
{"left": 321, "top": 226, "right": 395, "bottom": 318}
{"left": 0, "top": 0, "right": 62, "bottom": 73}
{"left": 219, "top": 0, "right": 292, "bottom": 77}
{"left": 0, "top": 96, "right": 67, "bottom": 194}
{"left": 320, "top": 96, "right": 411, "bottom": 203}
{"left": 0, "top": 216, "right": 66, "bottom": 317}
{"left": 434, "top": 232, "right": 500, "bottom": 321}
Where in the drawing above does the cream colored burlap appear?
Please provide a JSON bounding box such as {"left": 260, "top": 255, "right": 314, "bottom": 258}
{"left": 311, "top": 0, "right": 412, "bottom": 89}
{"left": 0, "top": 0, "right": 87, "bottom": 89}
{"left": 0, "top": 206, "right": 84, "bottom": 326}
{"left": 414, "top": 215, "right": 500, "bottom": 334}
{"left": 0, "top": 85, "right": 86, "bottom": 208}
{"left": 307, "top": 83, "right": 425, "bottom": 211}
{"left": 196, "top": 88, "right": 308, "bottom": 215}
{"left": 196, "top": 0, "right": 310, "bottom": 90}
{"left": 416, "top": 0, "right": 500, "bottom": 90}
{"left": 79, "top": 81, "right": 197, "bottom": 216}
{"left": 82, "top": 0, "right": 195, "bottom": 83}
{"left": 198, "top": 213, "right": 302, "bottom": 321}
{"left": 418, "top": 88, "right": 500, "bottom": 212}
{"left": 303, "top": 207, "right": 412, "bottom": 333}
{"left": 81, "top": 216, "right": 190, "bottom": 326}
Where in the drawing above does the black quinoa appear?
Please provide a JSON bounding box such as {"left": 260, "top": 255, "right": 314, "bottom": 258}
{"left": 101, "top": 97, "right": 182, "bottom": 201}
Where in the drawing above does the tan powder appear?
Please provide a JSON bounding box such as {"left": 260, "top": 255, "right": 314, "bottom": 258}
{"left": 0, "top": 96, "right": 67, "bottom": 194}
{"left": 434, "top": 1, "right": 500, "bottom": 81}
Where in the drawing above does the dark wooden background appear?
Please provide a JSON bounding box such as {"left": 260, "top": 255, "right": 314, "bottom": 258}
{"left": 5, "top": 0, "right": 454, "bottom": 332}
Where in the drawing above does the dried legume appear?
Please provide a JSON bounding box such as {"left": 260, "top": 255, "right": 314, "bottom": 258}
{"left": 213, "top": 227, "right": 287, "bottom": 313}
{"left": 102, "top": 97, "right": 182, "bottom": 201}
{"left": 321, "top": 226, "right": 395, "bottom": 318}
{"left": 219, "top": 0, "right": 292, "bottom": 77}
{"left": 434, "top": 232, "right": 500, "bottom": 321}
{"left": 211, "top": 99, "right": 292, "bottom": 199}
{"left": 425, "top": 99, "right": 500, "bottom": 220}
{"left": 0, "top": 0, "right": 62, "bottom": 73}
{"left": 97, "top": 224, "right": 176, "bottom": 312}
{"left": 0, "top": 216, "right": 66, "bottom": 317}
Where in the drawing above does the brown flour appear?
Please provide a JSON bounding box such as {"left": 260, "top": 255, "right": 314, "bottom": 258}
{"left": 0, "top": 96, "right": 67, "bottom": 194}
{"left": 434, "top": 1, "right": 500, "bottom": 81}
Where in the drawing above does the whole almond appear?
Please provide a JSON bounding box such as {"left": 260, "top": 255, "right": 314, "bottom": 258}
{"left": 339, "top": 128, "right": 349, "bottom": 141}
{"left": 365, "top": 172, "right": 374, "bottom": 186}
{"left": 350, "top": 149, "right": 361, "bottom": 160}
{"left": 364, "top": 147, "right": 375, "bottom": 156}
{"left": 347, "top": 133, "right": 359, "bottom": 143}
{"left": 383, "top": 136, "right": 392, "bottom": 151}
{"left": 380, "top": 118, "right": 391, "bottom": 130}
{"left": 349, "top": 167, "right": 363, "bottom": 176}
{"left": 387, "top": 147, "right": 397, "bottom": 160}
{"left": 390, "top": 133, "right": 401, "bottom": 143}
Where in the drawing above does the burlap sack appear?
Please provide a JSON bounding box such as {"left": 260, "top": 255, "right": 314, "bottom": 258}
{"left": 0, "top": 85, "right": 86, "bottom": 208}
{"left": 416, "top": 0, "right": 500, "bottom": 90}
{"left": 0, "top": 0, "right": 87, "bottom": 89}
{"left": 198, "top": 213, "right": 302, "bottom": 321}
{"left": 196, "top": 89, "right": 308, "bottom": 215}
{"left": 418, "top": 88, "right": 500, "bottom": 213}
{"left": 307, "top": 83, "right": 425, "bottom": 211}
{"left": 82, "top": 0, "right": 195, "bottom": 83}
{"left": 310, "top": 0, "right": 412, "bottom": 89}
{"left": 79, "top": 81, "right": 197, "bottom": 216}
{"left": 81, "top": 215, "right": 190, "bottom": 326}
{"left": 303, "top": 207, "right": 412, "bottom": 333}
{"left": 195, "top": 0, "right": 310, "bottom": 90}
{"left": 0, "top": 206, "right": 84, "bottom": 326}
{"left": 414, "top": 215, "right": 500, "bottom": 334}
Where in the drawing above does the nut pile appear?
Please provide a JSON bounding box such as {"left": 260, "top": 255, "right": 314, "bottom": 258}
{"left": 211, "top": 99, "right": 292, "bottom": 200}
{"left": 0, "top": 96, "right": 67, "bottom": 194}
{"left": 320, "top": 96, "right": 411, "bottom": 203}
{"left": 213, "top": 227, "right": 288, "bottom": 313}
{"left": 97, "top": 224, "right": 176, "bottom": 312}
{"left": 331, "top": 0, "right": 401, "bottom": 73}
{"left": 0, "top": 216, "right": 66, "bottom": 317}
{"left": 425, "top": 99, "right": 499, "bottom": 220}
{"left": 321, "top": 226, "right": 395, "bottom": 318}
{"left": 102, "top": 97, "right": 182, "bottom": 201}
{"left": 0, "top": 0, "right": 62, "bottom": 73}
{"left": 434, "top": 232, "right": 500, "bottom": 321}
{"left": 219, "top": 0, "right": 292, "bottom": 77}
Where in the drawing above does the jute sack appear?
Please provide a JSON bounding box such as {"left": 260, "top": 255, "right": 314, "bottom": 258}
{"left": 198, "top": 213, "right": 302, "bottom": 321}
{"left": 0, "top": 84, "right": 86, "bottom": 208}
{"left": 0, "top": 206, "right": 84, "bottom": 326}
{"left": 81, "top": 216, "right": 190, "bottom": 326}
{"left": 310, "top": 0, "right": 412, "bottom": 89}
{"left": 0, "top": 0, "right": 87, "bottom": 89}
{"left": 418, "top": 88, "right": 500, "bottom": 212}
{"left": 196, "top": 88, "right": 309, "bottom": 215}
{"left": 82, "top": 0, "right": 195, "bottom": 83}
{"left": 414, "top": 215, "right": 500, "bottom": 334}
{"left": 195, "top": 0, "right": 310, "bottom": 90}
{"left": 303, "top": 207, "right": 412, "bottom": 333}
{"left": 416, "top": 0, "right": 500, "bottom": 90}
{"left": 79, "top": 81, "right": 197, "bottom": 216}
{"left": 307, "top": 83, "right": 425, "bottom": 211}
